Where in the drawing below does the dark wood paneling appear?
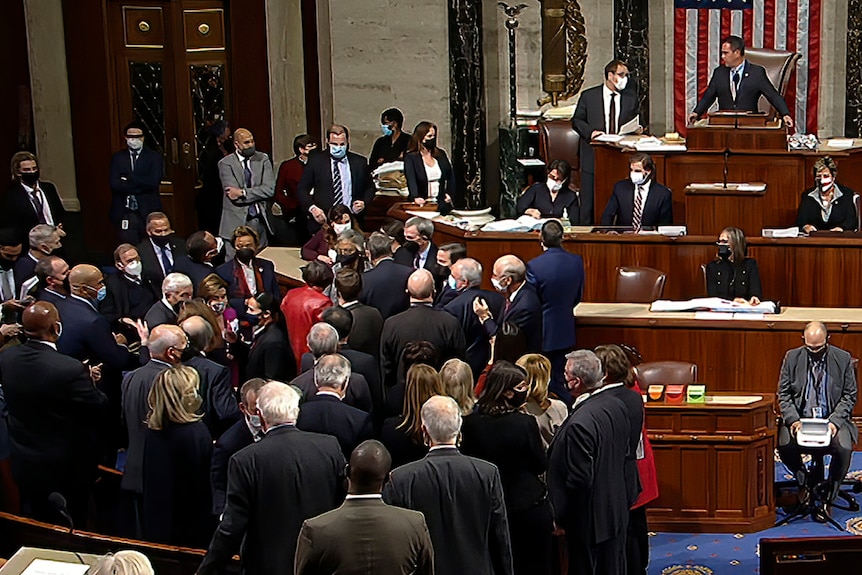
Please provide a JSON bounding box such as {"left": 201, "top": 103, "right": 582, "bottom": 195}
{"left": 0, "top": 0, "right": 32, "bottom": 162}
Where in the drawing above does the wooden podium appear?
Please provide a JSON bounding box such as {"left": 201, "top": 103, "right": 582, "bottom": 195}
{"left": 684, "top": 183, "right": 767, "bottom": 236}
{"left": 687, "top": 114, "right": 788, "bottom": 153}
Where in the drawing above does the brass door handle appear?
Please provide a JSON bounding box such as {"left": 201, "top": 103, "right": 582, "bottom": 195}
{"left": 182, "top": 142, "right": 192, "bottom": 170}
{"left": 171, "top": 138, "right": 179, "bottom": 165}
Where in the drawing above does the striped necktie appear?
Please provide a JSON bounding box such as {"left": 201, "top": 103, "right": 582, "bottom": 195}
{"left": 332, "top": 159, "right": 344, "bottom": 206}
{"left": 632, "top": 185, "right": 644, "bottom": 231}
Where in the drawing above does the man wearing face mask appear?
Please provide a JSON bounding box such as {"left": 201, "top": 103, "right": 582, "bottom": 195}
{"left": 433, "top": 242, "right": 467, "bottom": 309}
{"left": 101, "top": 244, "right": 159, "bottom": 332}
{"left": 144, "top": 272, "right": 193, "bottom": 329}
{"left": 297, "top": 124, "right": 375, "bottom": 234}
{"left": 777, "top": 321, "right": 858, "bottom": 510}
{"left": 110, "top": 121, "right": 164, "bottom": 244}
{"left": 601, "top": 152, "right": 673, "bottom": 230}
{"left": 796, "top": 156, "right": 859, "bottom": 233}
{"left": 370, "top": 108, "right": 411, "bottom": 167}
{"left": 275, "top": 134, "right": 318, "bottom": 245}
{"left": 137, "top": 212, "right": 187, "bottom": 287}
{"left": 4, "top": 152, "right": 66, "bottom": 247}
{"left": 174, "top": 230, "right": 221, "bottom": 291}
{"left": 572, "top": 60, "right": 640, "bottom": 225}
{"left": 393, "top": 217, "right": 442, "bottom": 284}
{"left": 216, "top": 226, "right": 280, "bottom": 325}
{"left": 14, "top": 224, "right": 64, "bottom": 295}
{"left": 218, "top": 128, "right": 276, "bottom": 255}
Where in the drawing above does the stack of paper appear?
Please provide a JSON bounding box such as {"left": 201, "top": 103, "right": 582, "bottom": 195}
{"left": 650, "top": 297, "right": 777, "bottom": 314}
{"left": 762, "top": 227, "right": 800, "bottom": 238}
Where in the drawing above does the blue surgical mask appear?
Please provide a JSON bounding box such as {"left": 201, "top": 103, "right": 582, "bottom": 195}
{"left": 381, "top": 124, "right": 393, "bottom": 137}
{"left": 96, "top": 286, "right": 107, "bottom": 302}
{"left": 447, "top": 275, "right": 458, "bottom": 291}
{"left": 329, "top": 144, "right": 347, "bottom": 160}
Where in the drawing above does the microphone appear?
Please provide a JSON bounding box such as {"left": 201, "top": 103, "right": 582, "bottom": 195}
{"left": 723, "top": 149, "right": 730, "bottom": 190}
{"left": 48, "top": 492, "right": 74, "bottom": 533}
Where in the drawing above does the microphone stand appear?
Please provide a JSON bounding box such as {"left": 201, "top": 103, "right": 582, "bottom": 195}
{"left": 723, "top": 149, "right": 730, "bottom": 190}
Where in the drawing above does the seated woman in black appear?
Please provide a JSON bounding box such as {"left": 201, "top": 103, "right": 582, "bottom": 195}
{"left": 796, "top": 156, "right": 858, "bottom": 233}
{"left": 706, "top": 226, "right": 762, "bottom": 305}
{"left": 404, "top": 121, "right": 459, "bottom": 214}
{"left": 515, "top": 159, "right": 577, "bottom": 223}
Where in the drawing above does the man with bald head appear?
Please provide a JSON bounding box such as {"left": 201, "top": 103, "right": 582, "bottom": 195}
{"left": 0, "top": 301, "right": 107, "bottom": 524}
{"left": 218, "top": 128, "right": 275, "bottom": 253}
{"left": 296, "top": 440, "right": 434, "bottom": 575}
{"left": 380, "top": 268, "right": 466, "bottom": 392}
{"left": 777, "top": 321, "right": 858, "bottom": 508}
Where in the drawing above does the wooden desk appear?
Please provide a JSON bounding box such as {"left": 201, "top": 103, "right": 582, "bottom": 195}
{"left": 574, "top": 303, "right": 862, "bottom": 421}
{"left": 645, "top": 393, "right": 776, "bottom": 533}
{"left": 257, "top": 247, "right": 305, "bottom": 295}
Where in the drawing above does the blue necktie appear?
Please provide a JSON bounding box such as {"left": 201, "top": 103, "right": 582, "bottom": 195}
{"left": 160, "top": 246, "right": 172, "bottom": 274}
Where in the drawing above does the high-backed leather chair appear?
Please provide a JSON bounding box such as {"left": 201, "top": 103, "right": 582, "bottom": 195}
{"left": 537, "top": 119, "right": 581, "bottom": 189}
{"left": 744, "top": 48, "right": 802, "bottom": 118}
{"left": 634, "top": 361, "right": 698, "bottom": 387}
{"left": 614, "top": 266, "right": 666, "bottom": 303}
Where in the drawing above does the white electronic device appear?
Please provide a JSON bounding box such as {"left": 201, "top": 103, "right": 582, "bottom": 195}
{"left": 796, "top": 418, "right": 831, "bottom": 448}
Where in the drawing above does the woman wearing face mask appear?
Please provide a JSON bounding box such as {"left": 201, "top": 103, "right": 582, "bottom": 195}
{"left": 198, "top": 273, "right": 238, "bottom": 342}
{"left": 404, "top": 121, "right": 460, "bottom": 214}
{"left": 275, "top": 134, "right": 318, "bottom": 244}
{"left": 235, "top": 292, "right": 295, "bottom": 382}
{"left": 706, "top": 226, "right": 762, "bottom": 305}
{"left": 796, "top": 156, "right": 858, "bottom": 233}
{"left": 516, "top": 159, "right": 578, "bottom": 224}
{"left": 460, "top": 361, "right": 552, "bottom": 575}
{"left": 300, "top": 204, "right": 359, "bottom": 263}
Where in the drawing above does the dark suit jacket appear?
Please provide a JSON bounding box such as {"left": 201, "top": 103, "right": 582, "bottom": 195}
{"left": 527, "top": 247, "right": 585, "bottom": 352}
{"left": 481, "top": 282, "right": 543, "bottom": 353}
{"left": 706, "top": 257, "right": 762, "bottom": 301}
{"left": 57, "top": 296, "right": 134, "bottom": 372}
{"left": 291, "top": 369, "right": 373, "bottom": 414}
{"left": 360, "top": 258, "right": 413, "bottom": 320}
{"left": 547, "top": 390, "right": 630, "bottom": 544}
{"left": 137, "top": 236, "right": 187, "bottom": 287}
{"left": 101, "top": 272, "right": 159, "bottom": 327}
{"left": 297, "top": 151, "right": 374, "bottom": 231}
{"left": 383, "top": 447, "right": 513, "bottom": 575}
{"left": 13, "top": 254, "right": 38, "bottom": 295}
{"left": 296, "top": 393, "right": 373, "bottom": 457}
{"left": 604, "top": 385, "right": 645, "bottom": 507}
{"left": 197, "top": 425, "right": 346, "bottom": 575}
{"left": 173, "top": 256, "right": 218, "bottom": 294}
{"left": 404, "top": 150, "right": 460, "bottom": 213}
{"left": 796, "top": 185, "right": 859, "bottom": 231}
{"left": 210, "top": 419, "right": 255, "bottom": 516}
{"left": 693, "top": 60, "right": 791, "bottom": 117}
{"left": 121, "top": 360, "right": 171, "bottom": 493}
{"left": 109, "top": 147, "right": 163, "bottom": 223}
{"left": 236, "top": 324, "right": 295, "bottom": 383}
{"left": 393, "top": 243, "right": 449, "bottom": 295}
{"left": 601, "top": 179, "right": 674, "bottom": 228}
{"left": 572, "top": 85, "right": 639, "bottom": 173}
{"left": 185, "top": 354, "right": 240, "bottom": 437}
{"left": 341, "top": 301, "right": 384, "bottom": 358}
{"left": 300, "top": 346, "right": 382, "bottom": 414}
{"left": 144, "top": 299, "right": 177, "bottom": 328}
{"left": 516, "top": 182, "right": 578, "bottom": 223}
{"left": 380, "top": 304, "right": 467, "bottom": 389}
{"left": 381, "top": 416, "right": 429, "bottom": 469}
{"left": 295, "top": 498, "right": 434, "bottom": 575}
{"left": 443, "top": 287, "right": 505, "bottom": 379}
{"left": 3, "top": 180, "right": 66, "bottom": 246}
{"left": 216, "top": 257, "right": 281, "bottom": 324}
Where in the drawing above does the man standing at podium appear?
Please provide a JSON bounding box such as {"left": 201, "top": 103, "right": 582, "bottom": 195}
{"left": 689, "top": 35, "right": 794, "bottom": 128}
{"left": 572, "top": 60, "right": 639, "bottom": 225}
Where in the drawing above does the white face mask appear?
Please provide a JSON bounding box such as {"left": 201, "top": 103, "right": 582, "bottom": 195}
{"left": 491, "top": 277, "right": 506, "bottom": 292}
{"left": 124, "top": 260, "right": 143, "bottom": 277}
{"left": 630, "top": 171, "right": 646, "bottom": 186}
{"left": 615, "top": 75, "right": 628, "bottom": 91}
{"left": 127, "top": 138, "right": 144, "bottom": 151}
{"left": 820, "top": 177, "right": 834, "bottom": 190}
{"left": 546, "top": 178, "right": 563, "bottom": 193}
{"left": 332, "top": 222, "right": 350, "bottom": 234}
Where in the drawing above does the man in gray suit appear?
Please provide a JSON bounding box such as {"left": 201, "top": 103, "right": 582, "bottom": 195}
{"left": 218, "top": 128, "right": 275, "bottom": 253}
{"left": 295, "top": 440, "right": 434, "bottom": 575}
{"left": 777, "top": 321, "right": 858, "bottom": 504}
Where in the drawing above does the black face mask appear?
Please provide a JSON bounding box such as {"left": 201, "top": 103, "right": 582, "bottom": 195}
{"left": 240, "top": 146, "right": 256, "bottom": 159}
{"left": 422, "top": 138, "right": 437, "bottom": 151}
{"left": 19, "top": 172, "right": 39, "bottom": 186}
{"left": 336, "top": 252, "right": 359, "bottom": 266}
{"left": 172, "top": 300, "right": 187, "bottom": 314}
{"left": 718, "top": 245, "right": 731, "bottom": 260}
{"left": 0, "top": 256, "right": 16, "bottom": 271}
{"left": 505, "top": 388, "right": 529, "bottom": 408}
{"left": 151, "top": 235, "right": 171, "bottom": 248}
{"left": 236, "top": 248, "right": 255, "bottom": 264}
{"left": 180, "top": 344, "right": 199, "bottom": 362}
{"left": 807, "top": 346, "right": 827, "bottom": 363}
{"left": 403, "top": 240, "right": 420, "bottom": 254}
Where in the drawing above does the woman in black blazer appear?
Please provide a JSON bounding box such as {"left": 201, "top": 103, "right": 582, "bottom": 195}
{"left": 460, "top": 361, "right": 552, "bottom": 575}
{"left": 796, "top": 156, "right": 858, "bottom": 232}
{"left": 706, "top": 226, "right": 762, "bottom": 305}
{"left": 516, "top": 159, "right": 578, "bottom": 224}
{"left": 238, "top": 293, "right": 295, "bottom": 382}
{"left": 404, "top": 121, "right": 460, "bottom": 214}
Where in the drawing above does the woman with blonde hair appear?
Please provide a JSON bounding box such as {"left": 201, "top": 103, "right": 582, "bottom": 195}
{"left": 439, "top": 358, "right": 476, "bottom": 416}
{"left": 90, "top": 551, "right": 154, "bottom": 575}
{"left": 142, "top": 366, "right": 213, "bottom": 547}
{"left": 517, "top": 353, "right": 568, "bottom": 449}
{"left": 381, "top": 364, "right": 444, "bottom": 468}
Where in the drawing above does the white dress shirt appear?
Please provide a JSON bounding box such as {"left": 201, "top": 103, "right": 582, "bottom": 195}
{"left": 602, "top": 84, "right": 622, "bottom": 134}
{"left": 21, "top": 181, "right": 54, "bottom": 225}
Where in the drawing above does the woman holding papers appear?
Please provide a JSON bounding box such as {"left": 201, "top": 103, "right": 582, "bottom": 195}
{"left": 516, "top": 159, "right": 578, "bottom": 224}
{"left": 705, "top": 226, "right": 762, "bottom": 305}
{"left": 795, "top": 156, "right": 858, "bottom": 233}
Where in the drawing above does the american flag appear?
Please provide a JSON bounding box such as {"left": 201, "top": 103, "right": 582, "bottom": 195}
{"left": 673, "top": 0, "right": 821, "bottom": 134}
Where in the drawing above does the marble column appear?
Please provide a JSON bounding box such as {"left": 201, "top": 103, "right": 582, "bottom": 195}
{"left": 614, "top": 0, "right": 650, "bottom": 127}
{"left": 846, "top": 1, "right": 862, "bottom": 136}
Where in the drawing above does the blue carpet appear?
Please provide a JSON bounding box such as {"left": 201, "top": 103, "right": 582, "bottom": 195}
{"left": 647, "top": 452, "right": 862, "bottom": 575}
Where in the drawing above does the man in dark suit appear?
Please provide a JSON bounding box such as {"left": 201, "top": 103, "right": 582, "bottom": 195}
{"left": 33, "top": 255, "right": 69, "bottom": 306}
{"left": 384, "top": 395, "right": 513, "bottom": 575}
{"left": 101, "top": 243, "right": 159, "bottom": 331}
{"left": 297, "top": 124, "right": 374, "bottom": 233}
{"left": 198, "top": 382, "right": 346, "bottom": 575}
{"left": 5, "top": 152, "right": 66, "bottom": 249}
{"left": 136, "top": 212, "right": 186, "bottom": 288}
{"left": 215, "top": 226, "right": 280, "bottom": 325}
{"left": 296, "top": 354, "right": 373, "bottom": 457}
{"left": 443, "top": 258, "right": 504, "bottom": 380}
{"left": 527, "top": 221, "right": 586, "bottom": 402}
{"left": 380, "top": 269, "right": 467, "bottom": 390}
{"left": 110, "top": 121, "right": 164, "bottom": 244}
{"left": 777, "top": 321, "right": 857, "bottom": 506}
{"left": 394, "top": 217, "right": 446, "bottom": 291}
{"left": 0, "top": 302, "right": 107, "bottom": 525}
{"left": 600, "top": 152, "right": 673, "bottom": 229}
{"left": 690, "top": 35, "right": 793, "bottom": 127}
{"left": 173, "top": 230, "right": 219, "bottom": 293}
{"left": 474, "top": 254, "right": 543, "bottom": 354}
{"left": 296, "top": 440, "right": 434, "bottom": 575}
{"left": 572, "top": 60, "right": 639, "bottom": 224}
{"left": 218, "top": 128, "right": 275, "bottom": 251}
{"left": 210, "top": 378, "right": 266, "bottom": 517}
{"left": 13, "top": 224, "right": 63, "bottom": 295}
{"left": 549, "top": 350, "right": 631, "bottom": 575}
{"left": 144, "top": 272, "right": 193, "bottom": 328}
{"left": 361, "top": 232, "right": 413, "bottom": 320}
{"left": 335, "top": 267, "right": 384, "bottom": 358}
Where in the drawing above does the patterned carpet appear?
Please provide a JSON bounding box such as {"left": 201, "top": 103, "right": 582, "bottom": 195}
{"left": 648, "top": 453, "right": 862, "bottom": 575}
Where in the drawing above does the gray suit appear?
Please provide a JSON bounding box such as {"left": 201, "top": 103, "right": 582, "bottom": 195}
{"left": 218, "top": 151, "right": 275, "bottom": 246}
{"left": 295, "top": 498, "right": 434, "bottom": 575}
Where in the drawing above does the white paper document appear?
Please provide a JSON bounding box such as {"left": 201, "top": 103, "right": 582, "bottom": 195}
{"left": 405, "top": 210, "right": 440, "bottom": 220}
{"left": 21, "top": 560, "right": 90, "bottom": 575}
{"left": 824, "top": 138, "right": 855, "bottom": 149}
{"left": 619, "top": 115, "right": 641, "bottom": 135}
{"left": 762, "top": 227, "right": 800, "bottom": 238}
{"left": 651, "top": 297, "right": 777, "bottom": 314}
{"left": 594, "top": 134, "right": 625, "bottom": 143}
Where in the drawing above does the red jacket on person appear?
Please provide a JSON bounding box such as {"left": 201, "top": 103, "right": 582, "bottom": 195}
{"left": 280, "top": 285, "right": 332, "bottom": 366}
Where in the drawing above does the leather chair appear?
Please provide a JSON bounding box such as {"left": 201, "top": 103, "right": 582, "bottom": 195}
{"left": 537, "top": 119, "right": 581, "bottom": 189}
{"left": 854, "top": 193, "right": 861, "bottom": 232}
{"left": 614, "top": 266, "right": 667, "bottom": 303}
{"left": 633, "top": 361, "right": 698, "bottom": 387}
{"left": 744, "top": 48, "right": 802, "bottom": 118}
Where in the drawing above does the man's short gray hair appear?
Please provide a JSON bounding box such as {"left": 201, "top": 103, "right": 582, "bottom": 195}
{"left": 257, "top": 381, "right": 300, "bottom": 426}
{"left": 421, "top": 395, "right": 462, "bottom": 444}
{"left": 497, "top": 255, "right": 526, "bottom": 283}
{"left": 565, "top": 349, "right": 604, "bottom": 391}
{"left": 366, "top": 232, "right": 393, "bottom": 261}
{"left": 29, "top": 224, "right": 58, "bottom": 249}
{"left": 314, "top": 354, "right": 351, "bottom": 391}
{"left": 162, "top": 272, "right": 193, "bottom": 296}
{"left": 405, "top": 216, "right": 434, "bottom": 239}
{"left": 307, "top": 322, "right": 339, "bottom": 357}
{"left": 457, "top": 258, "right": 483, "bottom": 287}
